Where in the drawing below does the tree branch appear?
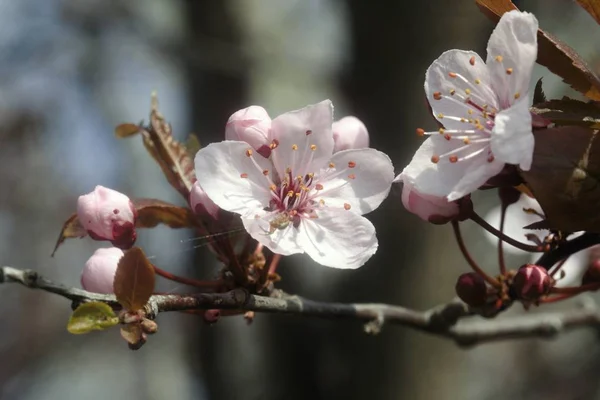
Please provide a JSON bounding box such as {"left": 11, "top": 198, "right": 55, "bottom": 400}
{"left": 3, "top": 266, "right": 600, "bottom": 347}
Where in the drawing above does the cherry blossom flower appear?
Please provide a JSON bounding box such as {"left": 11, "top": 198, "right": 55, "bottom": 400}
{"left": 190, "top": 182, "right": 220, "bottom": 219}
{"left": 81, "top": 247, "right": 124, "bottom": 293}
{"left": 194, "top": 100, "right": 394, "bottom": 269}
{"left": 401, "top": 182, "right": 459, "bottom": 224}
{"left": 332, "top": 116, "right": 369, "bottom": 152}
{"left": 225, "top": 105, "right": 272, "bottom": 157}
{"left": 77, "top": 185, "right": 137, "bottom": 249}
{"left": 398, "top": 10, "right": 538, "bottom": 201}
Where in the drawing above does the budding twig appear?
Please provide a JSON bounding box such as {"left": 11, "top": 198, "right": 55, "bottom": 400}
{"left": 470, "top": 212, "right": 542, "bottom": 252}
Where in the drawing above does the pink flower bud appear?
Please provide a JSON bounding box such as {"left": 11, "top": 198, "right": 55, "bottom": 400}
{"left": 190, "top": 182, "right": 219, "bottom": 219}
{"left": 455, "top": 272, "right": 488, "bottom": 307}
{"left": 332, "top": 116, "right": 369, "bottom": 152}
{"left": 401, "top": 182, "right": 460, "bottom": 224}
{"left": 203, "top": 309, "right": 221, "bottom": 324}
{"left": 225, "top": 106, "right": 272, "bottom": 157}
{"left": 81, "top": 247, "right": 124, "bottom": 293}
{"left": 77, "top": 185, "right": 137, "bottom": 249}
{"left": 513, "top": 264, "right": 554, "bottom": 301}
{"left": 582, "top": 245, "right": 600, "bottom": 286}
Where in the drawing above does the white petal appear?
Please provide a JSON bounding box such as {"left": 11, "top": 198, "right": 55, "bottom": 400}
{"left": 270, "top": 100, "right": 334, "bottom": 178}
{"left": 297, "top": 208, "right": 377, "bottom": 269}
{"left": 447, "top": 157, "right": 505, "bottom": 201}
{"left": 490, "top": 98, "right": 534, "bottom": 170}
{"left": 315, "top": 149, "right": 394, "bottom": 215}
{"left": 425, "top": 49, "right": 498, "bottom": 130}
{"left": 486, "top": 11, "right": 538, "bottom": 107}
{"left": 241, "top": 211, "right": 304, "bottom": 256}
{"left": 194, "top": 141, "right": 274, "bottom": 215}
{"left": 400, "top": 136, "right": 487, "bottom": 198}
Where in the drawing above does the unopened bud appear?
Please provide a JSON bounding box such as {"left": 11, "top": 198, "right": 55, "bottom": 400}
{"left": 127, "top": 333, "right": 147, "bottom": 351}
{"left": 203, "top": 309, "right": 221, "bottom": 324}
{"left": 225, "top": 106, "right": 272, "bottom": 157}
{"left": 455, "top": 272, "right": 488, "bottom": 307}
{"left": 77, "top": 185, "right": 137, "bottom": 249}
{"left": 512, "top": 264, "right": 554, "bottom": 301}
{"left": 332, "top": 116, "right": 369, "bottom": 152}
{"left": 140, "top": 318, "right": 158, "bottom": 334}
{"left": 81, "top": 247, "right": 124, "bottom": 293}
{"left": 190, "top": 182, "right": 220, "bottom": 219}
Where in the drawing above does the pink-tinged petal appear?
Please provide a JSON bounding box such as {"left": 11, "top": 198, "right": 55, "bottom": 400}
{"left": 314, "top": 148, "right": 394, "bottom": 215}
{"left": 425, "top": 50, "right": 498, "bottom": 130}
{"left": 399, "top": 136, "right": 485, "bottom": 198}
{"left": 401, "top": 182, "right": 459, "bottom": 224}
{"left": 81, "top": 247, "right": 124, "bottom": 294}
{"left": 190, "top": 182, "right": 220, "bottom": 219}
{"left": 225, "top": 106, "right": 272, "bottom": 156}
{"left": 270, "top": 100, "right": 334, "bottom": 178}
{"left": 77, "top": 186, "right": 137, "bottom": 248}
{"left": 490, "top": 98, "right": 534, "bottom": 170}
{"left": 485, "top": 11, "right": 538, "bottom": 108}
{"left": 297, "top": 208, "right": 377, "bottom": 269}
{"left": 194, "top": 141, "right": 274, "bottom": 215}
{"left": 332, "top": 116, "right": 369, "bottom": 152}
{"left": 447, "top": 157, "right": 504, "bottom": 201}
{"left": 241, "top": 210, "right": 304, "bottom": 256}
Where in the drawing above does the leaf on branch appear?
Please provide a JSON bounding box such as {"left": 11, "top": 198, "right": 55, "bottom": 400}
{"left": 520, "top": 126, "right": 600, "bottom": 232}
{"left": 576, "top": 0, "right": 600, "bottom": 25}
{"left": 113, "top": 247, "right": 155, "bottom": 311}
{"left": 115, "top": 123, "right": 141, "bottom": 138}
{"left": 120, "top": 324, "right": 144, "bottom": 345}
{"left": 139, "top": 93, "right": 196, "bottom": 199}
{"left": 133, "top": 198, "right": 197, "bottom": 229}
{"left": 67, "top": 302, "right": 119, "bottom": 334}
{"left": 475, "top": 0, "right": 600, "bottom": 101}
{"left": 533, "top": 78, "right": 547, "bottom": 104}
{"left": 51, "top": 214, "right": 87, "bottom": 256}
{"left": 531, "top": 98, "right": 600, "bottom": 128}
{"left": 185, "top": 133, "right": 201, "bottom": 158}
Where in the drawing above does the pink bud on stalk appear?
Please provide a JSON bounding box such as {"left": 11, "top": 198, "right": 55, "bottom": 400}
{"left": 512, "top": 264, "right": 554, "bottom": 302}
{"left": 77, "top": 185, "right": 137, "bottom": 249}
{"left": 455, "top": 272, "right": 488, "bottom": 307}
{"left": 225, "top": 105, "right": 272, "bottom": 157}
{"left": 400, "top": 182, "right": 460, "bottom": 224}
{"left": 332, "top": 116, "right": 369, "bottom": 152}
{"left": 81, "top": 247, "right": 124, "bottom": 293}
{"left": 190, "top": 182, "right": 220, "bottom": 219}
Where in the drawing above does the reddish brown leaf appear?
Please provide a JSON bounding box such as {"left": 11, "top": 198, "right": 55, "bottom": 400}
{"left": 114, "top": 123, "right": 141, "bottom": 138}
{"left": 576, "top": 0, "right": 600, "bottom": 25}
{"left": 475, "top": 0, "right": 600, "bottom": 101}
{"left": 113, "top": 247, "right": 155, "bottom": 311}
{"left": 51, "top": 214, "right": 87, "bottom": 256}
{"left": 520, "top": 126, "right": 600, "bottom": 232}
{"left": 531, "top": 98, "right": 600, "bottom": 128}
{"left": 140, "top": 93, "right": 196, "bottom": 200}
{"left": 52, "top": 199, "right": 196, "bottom": 255}
{"left": 133, "top": 198, "right": 197, "bottom": 229}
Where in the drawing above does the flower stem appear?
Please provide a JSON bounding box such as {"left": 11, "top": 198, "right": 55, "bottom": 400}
{"left": 153, "top": 265, "right": 223, "bottom": 289}
{"left": 549, "top": 257, "right": 568, "bottom": 278}
{"left": 451, "top": 221, "right": 500, "bottom": 287}
{"left": 550, "top": 282, "right": 600, "bottom": 296}
{"left": 268, "top": 254, "right": 283, "bottom": 276}
{"left": 498, "top": 204, "right": 507, "bottom": 275}
{"left": 470, "top": 212, "right": 542, "bottom": 252}
{"left": 539, "top": 293, "right": 575, "bottom": 304}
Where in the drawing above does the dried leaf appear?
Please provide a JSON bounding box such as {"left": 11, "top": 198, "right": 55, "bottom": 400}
{"left": 140, "top": 93, "right": 196, "bottom": 199}
{"left": 185, "top": 133, "right": 201, "bottom": 158}
{"left": 476, "top": 0, "right": 600, "bottom": 101}
{"left": 533, "top": 78, "right": 547, "bottom": 104}
{"left": 67, "top": 302, "right": 119, "bottom": 334}
{"left": 113, "top": 247, "right": 155, "bottom": 311}
{"left": 51, "top": 214, "right": 87, "bottom": 256}
{"left": 120, "top": 324, "right": 144, "bottom": 345}
{"left": 576, "top": 0, "right": 600, "bottom": 25}
{"left": 531, "top": 98, "right": 600, "bottom": 128}
{"left": 52, "top": 199, "right": 196, "bottom": 255}
{"left": 520, "top": 126, "right": 600, "bottom": 232}
{"left": 115, "top": 123, "right": 141, "bottom": 138}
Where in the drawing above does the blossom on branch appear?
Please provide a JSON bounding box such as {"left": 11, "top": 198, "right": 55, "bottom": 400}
{"left": 81, "top": 247, "right": 124, "bottom": 293}
{"left": 225, "top": 105, "right": 272, "bottom": 158}
{"left": 332, "top": 116, "right": 369, "bottom": 152}
{"left": 398, "top": 10, "right": 538, "bottom": 201}
{"left": 195, "top": 100, "right": 395, "bottom": 269}
{"left": 77, "top": 185, "right": 137, "bottom": 249}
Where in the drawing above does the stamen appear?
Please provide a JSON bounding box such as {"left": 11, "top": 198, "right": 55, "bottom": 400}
{"left": 449, "top": 155, "right": 458, "bottom": 163}
{"left": 416, "top": 128, "right": 425, "bottom": 136}
{"left": 450, "top": 89, "right": 456, "bottom": 96}
{"left": 329, "top": 162, "right": 335, "bottom": 168}
{"left": 487, "top": 155, "right": 495, "bottom": 162}
{"left": 310, "top": 144, "right": 317, "bottom": 151}
{"left": 474, "top": 79, "right": 481, "bottom": 85}
{"left": 306, "top": 130, "right": 312, "bottom": 135}
{"left": 448, "top": 72, "right": 457, "bottom": 78}
{"left": 431, "top": 155, "right": 440, "bottom": 164}
{"left": 348, "top": 161, "right": 356, "bottom": 168}
{"left": 319, "top": 199, "right": 325, "bottom": 205}
{"left": 469, "top": 56, "right": 475, "bottom": 66}
{"left": 465, "top": 88, "right": 471, "bottom": 95}
{"left": 505, "top": 68, "right": 513, "bottom": 75}
{"left": 439, "top": 128, "right": 445, "bottom": 134}
{"left": 287, "top": 190, "right": 294, "bottom": 197}
{"left": 344, "top": 203, "right": 351, "bottom": 210}
{"left": 270, "top": 139, "right": 279, "bottom": 149}
{"left": 269, "top": 184, "right": 276, "bottom": 191}
{"left": 315, "top": 184, "right": 324, "bottom": 190}
{"left": 514, "top": 92, "right": 521, "bottom": 99}
{"left": 263, "top": 169, "right": 269, "bottom": 176}
{"left": 292, "top": 144, "right": 298, "bottom": 151}
{"left": 241, "top": 173, "right": 248, "bottom": 178}
{"left": 433, "top": 92, "right": 442, "bottom": 100}
{"left": 348, "top": 174, "right": 356, "bottom": 180}
{"left": 444, "top": 134, "right": 451, "bottom": 140}
{"left": 495, "top": 55, "right": 503, "bottom": 62}
{"left": 437, "top": 113, "right": 444, "bottom": 118}
{"left": 245, "top": 149, "right": 253, "bottom": 157}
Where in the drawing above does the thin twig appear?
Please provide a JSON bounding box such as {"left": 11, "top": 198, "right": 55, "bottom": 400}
{"left": 470, "top": 212, "right": 542, "bottom": 252}
{"left": 452, "top": 221, "right": 500, "bottom": 287}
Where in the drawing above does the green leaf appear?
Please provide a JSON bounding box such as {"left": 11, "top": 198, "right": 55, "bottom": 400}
{"left": 67, "top": 302, "right": 119, "bottom": 334}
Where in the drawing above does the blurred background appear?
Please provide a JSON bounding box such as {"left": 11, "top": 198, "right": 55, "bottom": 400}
{"left": 0, "top": 0, "right": 599, "bottom": 399}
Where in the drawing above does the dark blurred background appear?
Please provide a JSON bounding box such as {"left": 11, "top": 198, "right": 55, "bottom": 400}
{"left": 1, "top": 1, "right": 599, "bottom": 399}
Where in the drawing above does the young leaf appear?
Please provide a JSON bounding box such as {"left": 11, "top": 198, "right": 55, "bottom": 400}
{"left": 113, "top": 247, "right": 155, "bottom": 311}
{"left": 120, "top": 324, "right": 144, "bottom": 345}
{"left": 475, "top": 0, "right": 600, "bottom": 101}
{"left": 133, "top": 198, "right": 197, "bottom": 229}
{"left": 520, "top": 126, "right": 600, "bottom": 232}
{"left": 185, "top": 133, "right": 201, "bottom": 157}
{"left": 67, "top": 302, "right": 119, "bottom": 334}
{"left": 576, "top": 0, "right": 600, "bottom": 25}
{"left": 531, "top": 98, "right": 600, "bottom": 128}
{"left": 52, "top": 198, "right": 196, "bottom": 255}
{"left": 115, "top": 123, "right": 141, "bottom": 138}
